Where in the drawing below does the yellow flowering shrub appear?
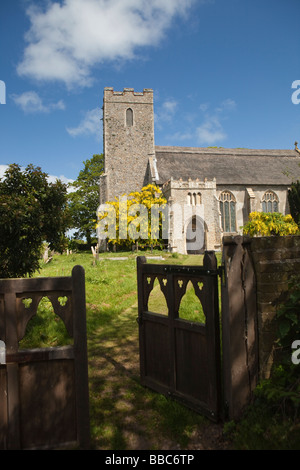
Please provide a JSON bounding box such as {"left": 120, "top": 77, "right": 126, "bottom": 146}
{"left": 97, "top": 184, "right": 168, "bottom": 249}
{"left": 243, "top": 212, "right": 300, "bottom": 237}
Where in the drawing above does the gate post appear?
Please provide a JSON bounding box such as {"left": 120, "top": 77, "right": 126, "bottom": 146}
{"left": 203, "top": 250, "right": 222, "bottom": 419}
{"left": 221, "top": 236, "right": 258, "bottom": 420}
{"left": 72, "top": 265, "right": 90, "bottom": 449}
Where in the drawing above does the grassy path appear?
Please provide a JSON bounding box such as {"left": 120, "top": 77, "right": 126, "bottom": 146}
{"left": 35, "top": 251, "right": 231, "bottom": 450}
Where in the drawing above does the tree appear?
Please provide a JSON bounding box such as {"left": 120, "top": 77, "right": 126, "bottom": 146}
{"left": 288, "top": 180, "right": 300, "bottom": 227}
{"left": 0, "top": 164, "right": 69, "bottom": 278}
{"left": 97, "top": 184, "right": 168, "bottom": 249}
{"left": 68, "top": 154, "right": 104, "bottom": 247}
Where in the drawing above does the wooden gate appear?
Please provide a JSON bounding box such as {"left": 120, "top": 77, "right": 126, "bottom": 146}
{"left": 0, "top": 265, "right": 90, "bottom": 450}
{"left": 137, "top": 252, "right": 221, "bottom": 421}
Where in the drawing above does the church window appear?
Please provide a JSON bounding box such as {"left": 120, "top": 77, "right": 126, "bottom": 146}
{"left": 262, "top": 190, "right": 279, "bottom": 212}
{"left": 219, "top": 191, "right": 236, "bottom": 233}
{"left": 126, "top": 108, "right": 133, "bottom": 127}
{"left": 187, "top": 192, "right": 201, "bottom": 205}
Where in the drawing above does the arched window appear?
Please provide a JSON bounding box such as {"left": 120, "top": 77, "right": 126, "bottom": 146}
{"left": 262, "top": 190, "right": 279, "bottom": 213}
{"left": 187, "top": 192, "right": 201, "bottom": 205}
{"left": 126, "top": 108, "right": 133, "bottom": 127}
{"left": 219, "top": 191, "right": 236, "bottom": 233}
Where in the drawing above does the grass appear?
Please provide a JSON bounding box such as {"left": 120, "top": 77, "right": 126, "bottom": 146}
{"left": 22, "top": 249, "right": 228, "bottom": 450}
{"left": 19, "top": 296, "right": 73, "bottom": 349}
{"left": 147, "top": 278, "right": 206, "bottom": 323}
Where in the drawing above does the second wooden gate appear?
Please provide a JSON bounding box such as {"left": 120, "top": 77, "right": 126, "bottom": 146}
{"left": 0, "top": 265, "right": 90, "bottom": 449}
{"left": 137, "top": 252, "right": 221, "bottom": 421}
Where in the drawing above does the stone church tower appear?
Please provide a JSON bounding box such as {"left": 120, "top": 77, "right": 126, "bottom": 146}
{"left": 100, "top": 87, "right": 155, "bottom": 204}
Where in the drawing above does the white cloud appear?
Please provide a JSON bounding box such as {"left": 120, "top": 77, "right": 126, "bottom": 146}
{"left": 0, "top": 164, "right": 73, "bottom": 186}
{"left": 216, "top": 98, "right": 236, "bottom": 113}
{"left": 12, "top": 91, "right": 65, "bottom": 113}
{"left": 196, "top": 116, "right": 227, "bottom": 145}
{"left": 165, "top": 98, "right": 236, "bottom": 145}
{"left": 199, "top": 103, "right": 209, "bottom": 112}
{"left": 66, "top": 107, "right": 102, "bottom": 139}
{"left": 155, "top": 98, "right": 178, "bottom": 128}
{"left": 47, "top": 174, "right": 74, "bottom": 185}
{"left": 196, "top": 99, "right": 236, "bottom": 145}
{"left": 48, "top": 174, "right": 75, "bottom": 193}
{"left": 162, "top": 100, "right": 178, "bottom": 115}
{"left": 169, "top": 130, "right": 193, "bottom": 141}
{"left": 17, "top": 0, "right": 195, "bottom": 88}
{"left": 0, "top": 165, "right": 8, "bottom": 180}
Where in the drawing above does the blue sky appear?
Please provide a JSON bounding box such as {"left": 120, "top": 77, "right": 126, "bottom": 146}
{"left": 0, "top": 0, "right": 299, "bottom": 183}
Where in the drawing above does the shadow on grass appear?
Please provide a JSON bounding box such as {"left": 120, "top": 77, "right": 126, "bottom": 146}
{"left": 87, "top": 304, "right": 213, "bottom": 450}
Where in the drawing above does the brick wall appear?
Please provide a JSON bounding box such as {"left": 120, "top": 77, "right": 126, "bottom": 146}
{"left": 249, "top": 235, "right": 300, "bottom": 378}
{"left": 221, "top": 234, "right": 300, "bottom": 418}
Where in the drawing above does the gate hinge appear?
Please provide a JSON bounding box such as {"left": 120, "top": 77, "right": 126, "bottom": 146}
{"left": 217, "top": 265, "right": 225, "bottom": 286}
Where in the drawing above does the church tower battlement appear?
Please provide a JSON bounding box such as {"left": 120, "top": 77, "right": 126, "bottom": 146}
{"left": 100, "top": 87, "right": 155, "bottom": 204}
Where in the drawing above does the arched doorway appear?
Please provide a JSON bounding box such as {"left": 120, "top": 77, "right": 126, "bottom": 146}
{"left": 186, "top": 215, "right": 205, "bottom": 254}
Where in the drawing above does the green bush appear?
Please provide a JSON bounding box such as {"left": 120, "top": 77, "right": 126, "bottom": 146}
{"left": 276, "top": 274, "right": 300, "bottom": 353}
{"left": 288, "top": 180, "right": 300, "bottom": 227}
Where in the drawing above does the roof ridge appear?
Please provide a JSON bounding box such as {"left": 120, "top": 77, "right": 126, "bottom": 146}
{"left": 155, "top": 145, "right": 298, "bottom": 156}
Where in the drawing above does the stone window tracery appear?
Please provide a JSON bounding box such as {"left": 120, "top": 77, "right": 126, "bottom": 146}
{"left": 261, "top": 190, "right": 279, "bottom": 213}
{"left": 187, "top": 192, "right": 201, "bottom": 205}
{"left": 219, "top": 191, "right": 236, "bottom": 233}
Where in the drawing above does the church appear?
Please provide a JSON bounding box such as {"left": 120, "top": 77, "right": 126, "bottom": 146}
{"left": 99, "top": 87, "right": 300, "bottom": 254}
